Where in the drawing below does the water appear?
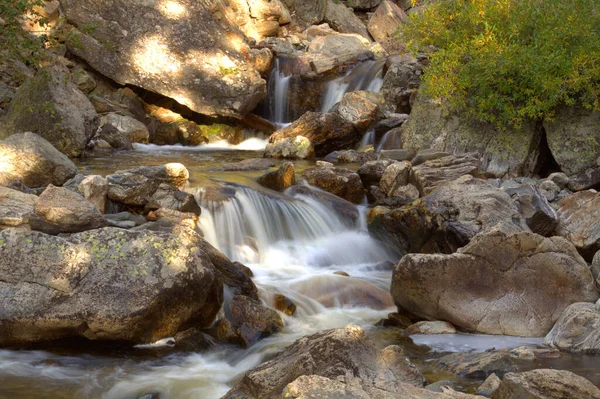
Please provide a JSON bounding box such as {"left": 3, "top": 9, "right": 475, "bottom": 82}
{"left": 264, "top": 57, "right": 292, "bottom": 125}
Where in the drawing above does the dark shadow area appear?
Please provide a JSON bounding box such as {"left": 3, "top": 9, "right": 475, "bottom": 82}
{"left": 533, "top": 127, "right": 561, "bottom": 177}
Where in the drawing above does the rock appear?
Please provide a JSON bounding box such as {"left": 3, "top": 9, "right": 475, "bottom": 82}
{"left": 336, "top": 91, "right": 382, "bottom": 131}
{"left": 555, "top": 190, "right": 600, "bottom": 260}
{"left": 358, "top": 159, "right": 394, "bottom": 186}
{"left": 543, "top": 106, "right": 600, "bottom": 176}
{"left": 97, "top": 123, "right": 134, "bottom": 150}
{"left": 371, "top": 176, "right": 526, "bottom": 255}
{"left": 426, "top": 380, "right": 457, "bottom": 393}
{"left": 71, "top": 66, "right": 96, "bottom": 94}
{"left": 173, "top": 328, "right": 216, "bottom": 352}
{"left": 324, "top": 0, "right": 371, "bottom": 40}
{"left": 567, "top": 166, "right": 600, "bottom": 192}
{"left": 380, "top": 56, "right": 424, "bottom": 114}
{"left": 107, "top": 163, "right": 189, "bottom": 207}
{"left": 144, "top": 184, "right": 201, "bottom": 215}
{"left": 368, "top": 0, "right": 407, "bottom": 43}
{"left": 492, "top": 369, "right": 600, "bottom": 399}
{"left": 0, "top": 228, "right": 223, "bottom": 345}
{"left": 547, "top": 172, "right": 569, "bottom": 189}
{"left": 226, "top": 295, "right": 283, "bottom": 347}
{"left": 303, "top": 23, "right": 337, "bottom": 40}
{"left": 146, "top": 208, "right": 198, "bottom": 230}
{"left": 593, "top": 251, "right": 600, "bottom": 286}
{"left": 345, "top": 0, "right": 382, "bottom": 10}
{"left": 0, "top": 172, "right": 30, "bottom": 193}
{"left": 404, "top": 321, "right": 457, "bottom": 336}
{"left": 269, "top": 112, "right": 358, "bottom": 157}
{"left": 211, "top": 158, "right": 275, "bottom": 172}
{"left": 304, "top": 166, "right": 365, "bottom": 203}
{"left": 539, "top": 180, "right": 560, "bottom": 202}
{"left": 392, "top": 223, "right": 599, "bottom": 336}
{"left": 104, "top": 212, "right": 147, "bottom": 226}
{"left": 99, "top": 113, "right": 149, "bottom": 144}
{"left": 306, "top": 34, "right": 373, "bottom": 75}
{"left": 257, "top": 162, "right": 296, "bottom": 191}
{"left": 270, "top": 293, "right": 296, "bottom": 316}
{"left": 401, "top": 94, "right": 542, "bottom": 178}
{"left": 264, "top": 135, "right": 315, "bottom": 159}
{"left": 389, "top": 183, "right": 420, "bottom": 200}
{"left": 78, "top": 175, "right": 108, "bottom": 213}
{"left": 60, "top": 0, "right": 269, "bottom": 119}
{"left": 411, "top": 150, "right": 452, "bottom": 166}
{"left": 507, "top": 184, "right": 558, "bottom": 236}
{"left": 379, "top": 149, "right": 416, "bottom": 161}
{"left": 324, "top": 149, "right": 378, "bottom": 165}
{"left": 410, "top": 153, "right": 481, "bottom": 196}
{"left": 0, "top": 187, "right": 37, "bottom": 228}
{"left": 476, "top": 374, "right": 501, "bottom": 397}
{"left": 0, "top": 132, "right": 78, "bottom": 187}
{"left": 29, "top": 185, "right": 106, "bottom": 234}
{"left": 508, "top": 345, "right": 561, "bottom": 360}
{"left": 380, "top": 161, "right": 411, "bottom": 196}
{"left": 1, "top": 64, "right": 99, "bottom": 157}
{"left": 543, "top": 302, "right": 600, "bottom": 354}
{"left": 436, "top": 350, "right": 518, "bottom": 379}
{"left": 223, "top": 326, "right": 426, "bottom": 398}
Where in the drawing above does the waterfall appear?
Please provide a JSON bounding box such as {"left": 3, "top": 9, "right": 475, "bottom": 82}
{"left": 320, "top": 59, "right": 385, "bottom": 113}
{"left": 358, "top": 128, "right": 375, "bottom": 148}
{"left": 265, "top": 57, "right": 292, "bottom": 126}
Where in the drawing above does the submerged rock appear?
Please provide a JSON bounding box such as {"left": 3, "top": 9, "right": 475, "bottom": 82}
{"left": 436, "top": 350, "right": 518, "bottom": 379}
{"left": 543, "top": 302, "right": 600, "bottom": 354}
{"left": 492, "top": 369, "right": 600, "bottom": 399}
{"left": 304, "top": 166, "right": 365, "bottom": 204}
{"left": 211, "top": 158, "right": 275, "bottom": 172}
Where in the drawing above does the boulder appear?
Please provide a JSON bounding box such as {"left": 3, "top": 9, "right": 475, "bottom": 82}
{"left": 507, "top": 184, "right": 558, "bottom": 236}
{"left": 0, "top": 132, "right": 78, "bottom": 187}
{"left": 106, "top": 163, "right": 189, "bottom": 207}
{"left": 60, "top": 0, "right": 269, "bottom": 119}
{"left": 392, "top": 223, "right": 599, "bottom": 336}
{"left": 477, "top": 374, "right": 501, "bottom": 397}
{"left": 370, "top": 176, "right": 526, "bottom": 255}
{"left": 566, "top": 166, "right": 600, "bottom": 192}
{"left": 543, "top": 302, "right": 600, "bottom": 354}
{"left": 436, "top": 350, "right": 518, "bottom": 379}
{"left": 336, "top": 91, "right": 383, "bottom": 131}
{"left": 593, "top": 251, "right": 600, "bottom": 286}
{"left": 404, "top": 321, "right": 457, "bottom": 336}
{"left": 410, "top": 153, "right": 482, "bottom": 196}
{"left": 491, "top": 369, "right": 600, "bottom": 399}
{"left": 555, "top": 190, "right": 600, "bottom": 260}
{"left": 379, "top": 149, "right": 416, "bottom": 161}
{"left": 0, "top": 64, "right": 99, "bottom": 157}
{"left": 324, "top": 0, "right": 371, "bottom": 40}
{"left": 543, "top": 106, "right": 600, "bottom": 176}
{"left": 401, "top": 95, "right": 542, "bottom": 178}
{"left": 99, "top": 113, "right": 149, "bottom": 144}
{"left": 358, "top": 159, "right": 394, "bottom": 186}
{"left": 293, "top": 0, "right": 327, "bottom": 26}
{"left": 304, "top": 166, "right": 365, "bottom": 203}
{"left": 324, "top": 149, "right": 378, "bottom": 165}
{"left": 345, "top": 0, "right": 382, "bottom": 10}
{"left": 257, "top": 162, "right": 296, "bottom": 191}
{"left": 223, "top": 326, "right": 426, "bottom": 398}
{"left": 30, "top": 185, "right": 106, "bottom": 234}
{"left": 306, "top": 34, "right": 373, "bottom": 75}
{"left": 0, "top": 228, "right": 223, "bottom": 345}
{"left": 146, "top": 208, "right": 198, "bottom": 231}
{"left": 389, "top": 184, "right": 420, "bottom": 201}
{"left": 269, "top": 112, "right": 358, "bottom": 157}
{"left": 380, "top": 56, "right": 424, "bottom": 114}
{"left": 0, "top": 187, "right": 37, "bottom": 228}
{"left": 367, "top": 0, "right": 407, "bottom": 43}
{"left": 78, "top": 175, "right": 108, "bottom": 214}
{"left": 224, "top": 295, "right": 283, "bottom": 347}
{"left": 270, "top": 293, "right": 296, "bottom": 316}
{"left": 380, "top": 161, "right": 411, "bottom": 196}
{"left": 97, "top": 123, "right": 134, "bottom": 150}
{"left": 264, "top": 135, "right": 315, "bottom": 159}
{"left": 211, "top": 158, "right": 275, "bottom": 172}
{"left": 144, "top": 184, "right": 201, "bottom": 215}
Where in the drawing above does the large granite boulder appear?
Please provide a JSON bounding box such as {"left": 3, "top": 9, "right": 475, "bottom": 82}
{"left": 60, "top": 0, "right": 270, "bottom": 118}
{"left": 304, "top": 166, "right": 365, "bottom": 203}
{"left": 543, "top": 302, "right": 600, "bottom": 354}
{"left": 555, "top": 190, "right": 600, "bottom": 260}
{"left": 492, "top": 369, "right": 600, "bottom": 399}
{"left": 0, "top": 228, "right": 223, "bottom": 346}
{"left": 0, "top": 132, "right": 78, "bottom": 187}
{"left": 336, "top": 90, "right": 383, "bottom": 131}
{"left": 391, "top": 223, "right": 599, "bottom": 336}
{"left": 0, "top": 64, "right": 98, "bottom": 157}
{"left": 0, "top": 187, "right": 38, "bottom": 228}
{"left": 306, "top": 34, "right": 373, "bottom": 75}
{"left": 367, "top": 0, "right": 407, "bottom": 43}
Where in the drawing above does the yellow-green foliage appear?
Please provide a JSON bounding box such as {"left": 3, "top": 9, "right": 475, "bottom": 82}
{"left": 402, "top": 0, "right": 600, "bottom": 127}
{"left": 0, "top": 0, "right": 46, "bottom": 65}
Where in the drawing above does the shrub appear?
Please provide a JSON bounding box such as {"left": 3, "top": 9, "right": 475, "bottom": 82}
{"left": 402, "top": 0, "right": 600, "bottom": 127}
{"left": 0, "top": 0, "right": 46, "bottom": 66}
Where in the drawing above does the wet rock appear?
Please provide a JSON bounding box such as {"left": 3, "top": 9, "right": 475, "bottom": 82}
{"left": 373, "top": 114, "right": 409, "bottom": 138}
{"left": 411, "top": 150, "right": 453, "bottom": 166}
{"left": 324, "top": 0, "right": 371, "bottom": 40}
{"left": 436, "top": 350, "right": 518, "bottom": 379}
{"left": 392, "top": 223, "right": 599, "bottom": 336}
{"left": 97, "top": 123, "right": 134, "bottom": 150}
{"left": 507, "top": 184, "right": 558, "bottom": 236}
{"left": 368, "top": 0, "right": 407, "bottom": 43}
{"left": 287, "top": 185, "right": 360, "bottom": 224}
{"left": 30, "top": 185, "right": 106, "bottom": 234}
{"left": 380, "top": 55, "right": 424, "bottom": 114}
{"left": 174, "top": 328, "right": 216, "bottom": 352}
{"left": 476, "top": 374, "right": 501, "bottom": 397}
{"left": 543, "top": 302, "right": 600, "bottom": 354}
{"left": 269, "top": 112, "right": 358, "bottom": 157}
{"left": 1, "top": 64, "right": 99, "bottom": 157}
{"left": 107, "top": 163, "right": 189, "bottom": 207}
{"left": 304, "top": 166, "right": 365, "bottom": 203}
{"left": 78, "top": 175, "right": 108, "bottom": 213}
{"left": 0, "top": 228, "right": 223, "bottom": 346}
{"left": 410, "top": 153, "right": 481, "bottom": 196}
{"left": 358, "top": 159, "right": 394, "bottom": 186}
{"left": 144, "top": 184, "right": 201, "bottom": 215}
{"left": 380, "top": 161, "right": 411, "bottom": 196}
{"left": 227, "top": 295, "right": 283, "bottom": 347}
{"left": 508, "top": 345, "right": 561, "bottom": 360}
{"left": 211, "top": 158, "right": 275, "bottom": 172}
{"left": 146, "top": 208, "right": 198, "bottom": 231}
{"left": 492, "top": 369, "right": 600, "bottom": 399}
{"left": 0, "top": 133, "right": 78, "bottom": 187}
{"left": 555, "top": 190, "right": 600, "bottom": 260}
{"left": 99, "top": 113, "right": 149, "bottom": 144}
{"left": 404, "top": 321, "right": 456, "bottom": 336}
{"left": 0, "top": 187, "right": 37, "bottom": 228}
{"left": 264, "top": 135, "right": 315, "bottom": 160}
{"left": 385, "top": 312, "right": 413, "bottom": 328}
{"left": 325, "top": 149, "right": 378, "bottom": 165}
{"left": 336, "top": 91, "right": 382, "bottom": 131}
{"left": 270, "top": 293, "right": 296, "bottom": 316}
{"left": 377, "top": 127, "right": 403, "bottom": 150}
{"left": 223, "top": 326, "right": 426, "bottom": 398}
{"left": 257, "top": 162, "right": 296, "bottom": 191}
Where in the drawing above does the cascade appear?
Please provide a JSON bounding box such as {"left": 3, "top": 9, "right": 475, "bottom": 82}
{"left": 264, "top": 57, "right": 292, "bottom": 126}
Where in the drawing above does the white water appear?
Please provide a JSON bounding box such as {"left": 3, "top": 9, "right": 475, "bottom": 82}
{"left": 265, "top": 57, "right": 292, "bottom": 125}
{"left": 358, "top": 128, "right": 376, "bottom": 148}
{"left": 133, "top": 137, "right": 268, "bottom": 152}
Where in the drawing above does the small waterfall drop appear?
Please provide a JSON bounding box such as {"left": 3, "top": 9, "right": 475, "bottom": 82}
{"left": 320, "top": 59, "right": 385, "bottom": 113}
{"left": 358, "top": 128, "right": 375, "bottom": 148}
{"left": 265, "top": 57, "right": 292, "bottom": 125}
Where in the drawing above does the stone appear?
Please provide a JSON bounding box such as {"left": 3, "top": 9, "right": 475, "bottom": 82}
{"left": 98, "top": 123, "right": 134, "bottom": 150}
{"left": 211, "top": 158, "right": 275, "bottom": 172}
{"left": 567, "top": 166, "right": 600, "bottom": 192}
{"left": 225, "top": 295, "right": 283, "bottom": 347}
{"left": 60, "top": 0, "right": 272, "bottom": 119}
{"left": 0, "top": 132, "right": 78, "bottom": 187}
{"left": 144, "top": 184, "right": 201, "bottom": 215}
{"left": 380, "top": 161, "right": 411, "bottom": 196}
{"left": 404, "top": 321, "right": 457, "bottom": 336}
{"left": 71, "top": 66, "right": 97, "bottom": 94}
{"left": 492, "top": 369, "right": 600, "bottom": 399}
{"left": 78, "top": 175, "right": 108, "bottom": 213}
{"left": 389, "top": 183, "right": 420, "bottom": 200}
{"left": 173, "top": 328, "right": 216, "bottom": 352}
{"left": 270, "top": 293, "right": 296, "bottom": 316}
{"left": 146, "top": 208, "right": 198, "bottom": 231}
{"left": 477, "top": 374, "right": 501, "bottom": 397}
{"left": 539, "top": 180, "right": 560, "bottom": 202}
{"left": 547, "top": 172, "right": 569, "bottom": 189}
{"left": 345, "top": 0, "right": 382, "bottom": 10}
{"left": 391, "top": 223, "right": 599, "bottom": 336}
{"left": 324, "top": 0, "right": 371, "bottom": 40}
{"left": 304, "top": 166, "right": 365, "bottom": 203}
{"left": 507, "top": 184, "right": 558, "bottom": 236}
{"left": 555, "top": 190, "right": 600, "bottom": 260}
{"left": 543, "top": 302, "right": 600, "bottom": 354}
{"left": 411, "top": 150, "right": 452, "bottom": 166}
{"left": 269, "top": 112, "right": 358, "bottom": 157}
{"left": 290, "top": 0, "right": 327, "bottom": 25}
{"left": 223, "top": 326, "right": 426, "bottom": 398}
{"left": 379, "top": 149, "right": 416, "bottom": 161}
{"left": 436, "top": 350, "right": 518, "bottom": 379}
{"left": 358, "top": 159, "right": 394, "bottom": 186}
{"left": 324, "top": 149, "right": 378, "bottom": 165}
{"left": 303, "top": 23, "right": 336, "bottom": 40}
{"left": 410, "top": 153, "right": 481, "bottom": 196}
{"left": 426, "top": 380, "right": 457, "bottom": 393}
{"left": 380, "top": 55, "right": 424, "bottom": 114}
{"left": 0, "top": 186, "right": 37, "bottom": 228}
{"left": 30, "top": 185, "right": 106, "bottom": 234}
{"left": 106, "top": 163, "right": 189, "bottom": 207}
{"left": 264, "top": 135, "right": 315, "bottom": 159}
{"left": 0, "top": 228, "right": 223, "bottom": 345}
{"left": 257, "top": 162, "right": 296, "bottom": 191}
{"left": 508, "top": 345, "right": 561, "bottom": 360}
{"left": 306, "top": 34, "right": 373, "bottom": 75}
{"left": 0, "top": 64, "right": 99, "bottom": 157}
{"left": 593, "top": 251, "right": 600, "bottom": 286}
{"left": 99, "top": 113, "right": 149, "bottom": 144}
{"left": 368, "top": 0, "right": 407, "bottom": 43}
{"left": 336, "top": 91, "right": 382, "bottom": 131}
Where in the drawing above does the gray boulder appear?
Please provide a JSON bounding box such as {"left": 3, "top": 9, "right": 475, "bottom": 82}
{"left": 144, "top": 184, "right": 202, "bottom": 215}
{"left": 555, "top": 190, "right": 600, "bottom": 260}
{"left": 367, "top": 0, "right": 407, "bottom": 43}
{"left": 543, "top": 302, "right": 600, "bottom": 354}
{"left": 507, "top": 183, "right": 558, "bottom": 236}
{"left": 304, "top": 166, "right": 365, "bottom": 203}
{"left": 99, "top": 113, "right": 149, "bottom": 144}
{"left": 492, "top": 369, "right": 600, "bottom": 399}
{"left": 410, "top": 153, "right": 481, "bottom": 196}
{"left": 436, "top": 350, "right": 518, "bottom": 379}
{"left": 324, "top": 0, "right": 371, "bottom": 40}
{"left": 336, "top": 90, "right": 383, "bottom": 131}
{"left": 358, "top": 159, "right": 394, "bottom": 186}
{"left": 0, "top": 187, "right": 37, "bottom": 228}
{"left": 380, "top": 55, "right": 424, "bottom": 114}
